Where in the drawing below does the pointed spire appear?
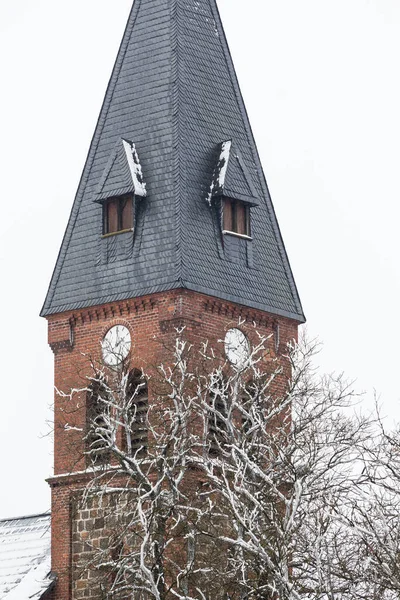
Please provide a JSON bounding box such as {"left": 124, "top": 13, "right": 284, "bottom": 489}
{"left": 42, "top": 0, "right": 304, "bottom": 322}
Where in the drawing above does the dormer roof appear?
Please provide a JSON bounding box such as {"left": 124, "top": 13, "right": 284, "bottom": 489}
{"left": 94, "top": 138, "right": 147, "bottom": 202}
{"left": 207, "top": 140, "right": 259, "bottom": 205}
{"left": 42, "top": 0, "right": 304, "bottom": 323}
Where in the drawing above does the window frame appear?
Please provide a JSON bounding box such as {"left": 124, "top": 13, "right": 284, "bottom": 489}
{"left": 208, "top": 376, "right": 229, "bottom": 457}
{"left": 86, "top": 377, "right": 112, "bottom": 466}
{"left": 125, "top": 369, "right": 149, "bottom": 457}
{"left": 102, "top": 194, "right": 135, "bottom": 237}
{"left": 222, "top": 197, "right": 252, "bottom": 239}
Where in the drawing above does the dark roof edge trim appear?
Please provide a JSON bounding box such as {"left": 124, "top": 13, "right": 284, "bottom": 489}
{"left": 40, "top": 280, "right": 182, "bottom": 317}
{"left": 95, "top": 187, "right": 136, "bottom": 203}
{"left": 209, "top": 0, "right": 304, "bottom": 318}
{"left": 40, "top": 575, "right": 57, "bottom": 600}
{"left": 219, "top": 193, "right": 259, "bottom": 206}
{"left": 184, "top": 282, "right": 306, "bottom": 323}
{"left": 235, "top": 150, "right": 258, "bottom": 199}
{"left": 40, "top": 1, "right": 143, "bottom": 317}
{"left": 41, "top": 280, "right": 305, "bottom": 323}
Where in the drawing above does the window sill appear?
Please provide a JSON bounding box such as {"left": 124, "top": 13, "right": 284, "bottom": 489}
{"left": 101, "top": 228, "right": 134, "bottom": 239}
{"left": 222, "top": 230, "right": 253, "bottom": 241}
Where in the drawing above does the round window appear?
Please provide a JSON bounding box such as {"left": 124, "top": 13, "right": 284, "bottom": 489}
{"left": 224, "top": 328, "right": 250, "bottom": 370}
{"left": 101, "top": 325, "right": 131, "bottom": 367}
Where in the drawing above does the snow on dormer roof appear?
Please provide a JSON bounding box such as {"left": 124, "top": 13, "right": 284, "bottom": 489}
{"left": 207, "top": 140, "right": 259, "bottom": 205}
{"left": 94, "top": 138, "right": 147, "bottom": 202}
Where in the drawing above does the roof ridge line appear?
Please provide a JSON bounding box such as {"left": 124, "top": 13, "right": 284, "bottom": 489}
{"left": 171, "top": 0, "right": 184, "bottom": 283}
{"left": 0, "top": 511, "right": 51, "bottom": 524}
{"left": 234, "top": 149, "right": 259, "bottom": 199}
{"left": 41, "top": 1, "right": 143, "bottom": 316}
{"left": 208, "top": 0, "right": 304, "bottom": 317}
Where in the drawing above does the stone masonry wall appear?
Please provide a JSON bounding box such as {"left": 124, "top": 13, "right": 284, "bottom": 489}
{"left": 71, "top": 491, "right": 136, "bottom": 600}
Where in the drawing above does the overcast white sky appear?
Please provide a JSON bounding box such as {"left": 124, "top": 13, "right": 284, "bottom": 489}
{"left": 0, "top": 0, "right": 399, "bottom": 519}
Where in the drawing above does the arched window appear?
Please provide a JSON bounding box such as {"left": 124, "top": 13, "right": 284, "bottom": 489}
{"left": 208, "top": 375, "right": 229, "bottom": 457}
{"left": 241, "top": 382, "right": 254, "bottom": 438}
{"left": 86, "top": 376, "right": 111, "bottom": 465}
{"left": 124, "top": 369, "right": 148, "bottom": 456}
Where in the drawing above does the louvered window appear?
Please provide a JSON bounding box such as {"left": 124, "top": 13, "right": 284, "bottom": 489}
{"left": 242, "top": 393, "right": 253, "bottom": 438}
{"left": 125, "top": 369, "right": 148, "bottom": 456}
{"left": 209, "top": 379, "right": 228, "bottom": 456}
{"left": 223, "top": 198, "right": 250, "bottom": 237}
{"left": 103, "top": 194, "right": 134, "bottom": 235}
{"left": 86, "top": 378, "right": 111, "bottom": 465}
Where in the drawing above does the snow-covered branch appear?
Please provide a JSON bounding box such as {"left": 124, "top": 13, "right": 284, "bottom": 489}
{"left": 61, "top": 331, "right": 399, "bottom": 600}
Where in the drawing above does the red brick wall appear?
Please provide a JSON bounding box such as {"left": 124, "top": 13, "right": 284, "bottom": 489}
{"left": 47, "top": 289, "right": 299, "bottom": 599}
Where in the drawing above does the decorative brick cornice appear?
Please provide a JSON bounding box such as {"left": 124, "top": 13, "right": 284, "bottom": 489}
{"left": 70, "top": 298, "right": 157, "bottom": 326}
{"left": 47, "top": 466, "right": 121, "bottom": 488}
{"left": 50, "top": 339, "right": 74, "bottom": 355}
{"left": 47, "top": 472, "right": 92, "bottom": 488}
{"left": 49, "top": 317, "right": 75, "bottom": 354}
{"left": 203, "top": 298, "right": 271, "bottom": 328}
{"left": 159, "top": 316, "right": 202, "bottom": 333}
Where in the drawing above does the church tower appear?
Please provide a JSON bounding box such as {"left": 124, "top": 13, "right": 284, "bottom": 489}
{"left": 42, "top": 1, "right": 305, "bottom": 598}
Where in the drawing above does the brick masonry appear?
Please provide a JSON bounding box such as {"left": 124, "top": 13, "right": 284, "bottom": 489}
{"left": 46, "top": 289, "right": 299, "bottom": 599}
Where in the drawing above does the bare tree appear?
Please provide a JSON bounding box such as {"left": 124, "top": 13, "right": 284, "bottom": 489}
{"left": 337, "top": 416, "right": 400, "bottom": 600}
{"left": 60, "top": 329, "right": 399, "bottom": 600}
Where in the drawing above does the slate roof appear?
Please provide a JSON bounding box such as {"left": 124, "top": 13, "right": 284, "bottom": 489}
{"left": 208, "top": 140, "right": 258, "bottom": 205}
{"left": 0, "top": 513, "right": 53, "bottom": 600}
{"left": 42, "top": 0, "right": 305, "bottom": 322}
{"left": 94, "top": 138, "right": 147, "bottom": 202}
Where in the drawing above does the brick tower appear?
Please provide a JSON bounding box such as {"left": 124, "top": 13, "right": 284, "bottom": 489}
{"left": 42, "top": 1, "right": 305, "bottom": 598}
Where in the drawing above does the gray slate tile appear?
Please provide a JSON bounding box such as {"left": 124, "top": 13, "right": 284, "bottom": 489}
{"left": 42, "top": 0, "right": 305, "bottom": 323}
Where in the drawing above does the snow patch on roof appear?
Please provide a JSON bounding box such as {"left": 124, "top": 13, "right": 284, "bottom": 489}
{"left": 122, "top": 139, "right": 147, "bottom": 198}
{"left": 0, "top": 513, "right": 51, "bottom": 600}
{"left": 206, "top": 140, "right": 232, "bottom": 204}
{"left": 5, "top": 554, "right": 52, "bottom": 600}
{"left": 207, "top": 140, "right": 259, "bottom": 206}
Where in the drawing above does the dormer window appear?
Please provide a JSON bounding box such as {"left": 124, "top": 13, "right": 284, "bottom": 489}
{"left": 103, "top": 195, "right": 134, "bottom": 236}
{"left": 223, "top": 198, "right": 250, "bottom": 237}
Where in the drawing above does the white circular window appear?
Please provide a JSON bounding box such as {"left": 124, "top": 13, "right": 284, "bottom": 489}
{"left": 224, "top": 328, "right": 250, "bottom": 370}
{"left": 101, "top": 325, "right": 131, "bottom": 367}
